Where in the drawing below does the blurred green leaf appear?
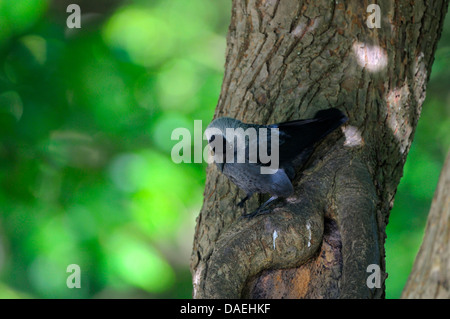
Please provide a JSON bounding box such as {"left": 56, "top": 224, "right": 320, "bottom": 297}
{"left": 104, "top": 231, "right": 174, "bottom": 293}
{"left": 102, "top": 5, "right": 175, "bottom": 67}
{"left": 0, "top": 0, "right": 49, "bottom": 46}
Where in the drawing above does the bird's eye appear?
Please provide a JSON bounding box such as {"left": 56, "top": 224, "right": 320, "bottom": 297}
{"left": 209, "top": 135, "right": 216, "bottom": 143}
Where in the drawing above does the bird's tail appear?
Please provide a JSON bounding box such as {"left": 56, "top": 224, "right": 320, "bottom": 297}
{"left": 275, "top": 108, "right": 348, "bottom": 165}
{"left": 276, "top": 107, "right": 348, "bottom": 143}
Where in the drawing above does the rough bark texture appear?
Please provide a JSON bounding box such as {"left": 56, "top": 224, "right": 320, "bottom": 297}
{"left": 402, "top": 152, "right": 450, "bottom": 299}
{"left": 191, "top": 0, "right": 449, "bottom": 298}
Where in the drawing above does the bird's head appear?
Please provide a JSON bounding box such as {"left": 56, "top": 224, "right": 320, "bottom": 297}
{"left": 205, "top": 117, "right": 241, "bottom": 172}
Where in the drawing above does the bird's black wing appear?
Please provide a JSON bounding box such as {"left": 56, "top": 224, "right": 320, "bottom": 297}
{"left": 270, "top": 108, "right": 348, "bottom": 165}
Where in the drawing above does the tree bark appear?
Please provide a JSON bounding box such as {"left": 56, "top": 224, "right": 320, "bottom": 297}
{"left": 191, "top": 0, "right": 449, "bottom": 298}
{"left": 402, "top": 152, "right": 450, "bottom": 299}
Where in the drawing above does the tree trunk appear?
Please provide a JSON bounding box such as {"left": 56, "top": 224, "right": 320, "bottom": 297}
{"left": 191, "top": 0, "right": 449, "bottom": 298}
{"left": 402, "top": 152, "right": 450, "bottom": 299}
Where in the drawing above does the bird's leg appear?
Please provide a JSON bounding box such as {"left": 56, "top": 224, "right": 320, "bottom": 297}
{"left": 242, "top": 196, "right": 278, "bottom": 219}
{"left": 237, "top": 193, "right": 252, "bottom": 208}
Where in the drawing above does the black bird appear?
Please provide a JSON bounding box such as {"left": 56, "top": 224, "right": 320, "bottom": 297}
{"left": 205, "top": 108, "right": 348, "bottom": 218}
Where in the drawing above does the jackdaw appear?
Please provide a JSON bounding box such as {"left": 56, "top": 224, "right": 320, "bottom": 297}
{"left": 205, "top": 108, "right": 348, "bottom": 218}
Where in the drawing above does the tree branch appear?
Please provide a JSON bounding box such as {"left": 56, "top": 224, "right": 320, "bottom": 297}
{"left": 402, "top": 152, "right": 450, "bottom": 299}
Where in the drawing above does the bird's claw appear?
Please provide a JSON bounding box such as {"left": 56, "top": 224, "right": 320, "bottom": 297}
{"left": 237, "top": 194, "right": 251, "bottom": 208}
{"left": 241, "top": 208, "right": 270, "bottom": 219}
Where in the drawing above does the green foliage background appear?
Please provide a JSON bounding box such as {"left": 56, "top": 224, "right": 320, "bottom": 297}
{"left": 0, "top": 0, "right": 448, "bottom": 299}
